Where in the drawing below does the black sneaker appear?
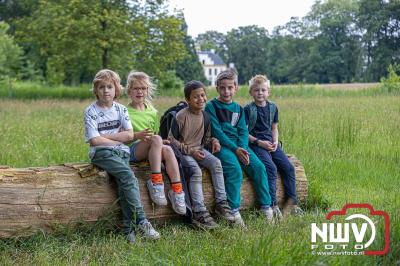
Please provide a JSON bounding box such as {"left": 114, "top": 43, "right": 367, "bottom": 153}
{"left": 192, "top": 210, "right": 219, "bottom": 230}
{"left": 215, "top": 200, "right": 235, "bottom": 222}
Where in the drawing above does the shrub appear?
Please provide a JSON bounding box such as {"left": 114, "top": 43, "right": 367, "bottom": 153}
{"left": 380, "top": 64, "right": 400, "bottom": 94}
{"left": 157, "top": 70, "right": 184, "bottom": 91}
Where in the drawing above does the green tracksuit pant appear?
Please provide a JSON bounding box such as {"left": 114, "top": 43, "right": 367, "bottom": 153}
{"left": 215, "top": 146, "right": 271, "bottom": 209}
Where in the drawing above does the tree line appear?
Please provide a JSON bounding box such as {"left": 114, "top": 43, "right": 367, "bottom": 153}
{"left": 0, "top": 0, "right": 205, "bottom": 87}
{"left": 0, "top": 0, "right": 399, "bottom": 86}
{"left": 196, "top": 0, "right": 399, "bottom": 84}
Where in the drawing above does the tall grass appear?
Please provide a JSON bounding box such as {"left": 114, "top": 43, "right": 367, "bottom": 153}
{"left": 1, "top": 81, "right": 398, "bottom": 100}
{"left": 0, "top": 81, "right": 92, "bottom": 99}
{"left": 0, "top": 94, "right": 399, "bottom": 264}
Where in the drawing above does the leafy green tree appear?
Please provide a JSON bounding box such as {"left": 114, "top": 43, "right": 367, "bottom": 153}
{"left": 267, "top": 34, "right": 313, "bottom": 83}
{"left": 0, "top": 0, "right": 39, "bottom": 33}
{"left": 15, "top": 0, "right": 134, "bottom": 85}
{"left": 225, "top": 25, "right": 269, "bottom": 84}
{"left": 195, "top": 30, "right": 228, "bottom": 62}
{"left": 173, "top": 18, "right": 206, "bottom": 83}
{"left": 357, "top": 0, "right": 400, "bottom": 81}
{"left": 131, "top": 0, "right": 187, "bottom": 80}
{"left": 305, "top": 0, "right": 362, "bottom": 83}
{"left": 0, "top": 22, "right": 21, "bottom": 79}
{"left": 11, "top": 0, "right": 187, "bottom": 85}
{"left": 267, "top": 18, "right": 315, "bottom": 83}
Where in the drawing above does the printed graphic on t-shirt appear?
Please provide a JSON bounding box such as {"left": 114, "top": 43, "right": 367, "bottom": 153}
{"left": 98, "top": 120, "right": 121, "bottom": 132}
{"left": 216, "top": 108, "right": 241, "bottom": 127}
{"left": 231, "top": 113, "right": 239, "bottom": 126}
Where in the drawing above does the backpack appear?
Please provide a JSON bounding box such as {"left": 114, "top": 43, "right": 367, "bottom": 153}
{"left": 158, "top": 101, "right": 211, "bottom": 144}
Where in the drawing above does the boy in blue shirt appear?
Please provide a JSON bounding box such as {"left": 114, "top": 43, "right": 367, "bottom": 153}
{"left": 205, "top": 69, "right": 272, "bottom": 228}
{"left": 244, "top": 75, "right": 304, "bottom": 217}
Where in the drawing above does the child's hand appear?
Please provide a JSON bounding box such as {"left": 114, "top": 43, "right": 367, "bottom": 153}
{"left": 211, "top": 140, "right": 221, "bottom": 154}
{"left": 236, "top": 147, "right": 250, "bottom": 165}
{"left": 259, "top": 140, "right": 274, "bottom": 152}
{"left": 193, "top": 150, "right": 205, "bottom": 161}
{"left": 136, "top": 128, "right": 153, "bottom": 141}
{"left": 163, "top": 139, "right": 170, "bottom": 145}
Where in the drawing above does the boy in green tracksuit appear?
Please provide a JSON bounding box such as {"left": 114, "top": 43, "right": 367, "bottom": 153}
{"left": 205, "top": 69, "right": 272, "bottom": 228}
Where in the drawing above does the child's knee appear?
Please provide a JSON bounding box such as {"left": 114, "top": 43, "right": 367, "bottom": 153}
{"left": 287, "top": 162, "right": 295, "bottom": 174}
{"left": 189, "top": 171, "right": 202, "bottom": 182}
{"left": 211, "top": 158, "right": 223, "bottom": 170}
{"left": 280, "top": 160, "right": 295, "bottom": 177}
{"left": 117, "top": 171, "right": 138, "bottom": 186}
{"left": 252, "top": 158, "right": 266, "bottom": 173}
{"left": 162, "top": 145, "right": 174, "bottom": 157}
{"left": 225, "top": 164, "right": 243, "bottom": 182}
{"left": 151, "top": 135, "right": 162, "bottom": 147}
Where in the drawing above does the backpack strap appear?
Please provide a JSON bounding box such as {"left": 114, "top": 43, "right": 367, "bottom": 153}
{"left": 245, "top": 102, "right": 257, "bottom": 133}
{"left": 268, "top": 101, "right": 277, "bottom": 128}
{"left": 201, "top": 111, "right": 211, "bottom": 144}
{"left": 170, "top": 113, "right": 180, "bottom": 140}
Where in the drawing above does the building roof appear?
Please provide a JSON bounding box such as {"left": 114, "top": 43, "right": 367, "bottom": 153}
{"left": 197, "top": 51, "right": 226, "bottom": 65}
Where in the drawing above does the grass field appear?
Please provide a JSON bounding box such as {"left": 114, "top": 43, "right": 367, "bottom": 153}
{"left": 0, "top": 86, "right": 399, "bottom": 265}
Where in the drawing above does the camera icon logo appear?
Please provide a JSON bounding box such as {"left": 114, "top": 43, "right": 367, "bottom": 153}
{"left": 311, "top": 203, "right": 390, "bottom": 256}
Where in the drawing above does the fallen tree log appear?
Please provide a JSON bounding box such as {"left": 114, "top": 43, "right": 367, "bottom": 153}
{"left": 0, "top": 155, "right": 307, "bottom": 238}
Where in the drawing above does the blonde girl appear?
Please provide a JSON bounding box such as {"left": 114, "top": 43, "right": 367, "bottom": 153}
{"left": 126, "top": 71, "right": 186, "bottom": 215}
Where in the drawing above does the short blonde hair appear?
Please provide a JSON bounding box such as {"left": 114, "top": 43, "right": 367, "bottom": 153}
{"left": 92, "top": 69, "right": 123, "bottom": 99}
{"left": 126, "top": 71, "right": 156, "bottom": 104}
{"left": 249, "top": 74, "right": 270, "bottom": 93}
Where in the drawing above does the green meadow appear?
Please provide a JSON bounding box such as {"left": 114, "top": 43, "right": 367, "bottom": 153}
{"left": 0, "top": 86, "right": 399, "bottom": 265}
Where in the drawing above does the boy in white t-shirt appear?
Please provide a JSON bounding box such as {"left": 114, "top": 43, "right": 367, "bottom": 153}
{"left": 84, "top": 69, "right": 159, "bottom": 243}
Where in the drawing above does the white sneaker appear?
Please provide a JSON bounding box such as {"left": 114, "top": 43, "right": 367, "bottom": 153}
{"left": 146, "top": 179, "right": 167, "bottom": 206}
{"left": 168, "top": 190, "right": 187, "bottom": 215}
{"left": 261, "top": 207, "right": 274, "bottom": 223}
{"left": 125, "top": 231, "right": 136, "bottom": 244}
{"left": 232, "top": 211, "right": 247, "bottom": 229}
{"left": 137, "top": 220, "right": 160, "bottom": 240}
{"left": 272, "top": 206, "right": 283, "bottom": 220}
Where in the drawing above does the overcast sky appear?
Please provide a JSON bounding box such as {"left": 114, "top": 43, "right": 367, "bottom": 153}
{"left": 169, "top": 0, "right": 316, "bottom": 37}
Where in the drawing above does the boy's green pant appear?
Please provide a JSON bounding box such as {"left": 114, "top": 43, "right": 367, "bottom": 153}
{"left": 215, "top": 147, "right": 271, "bottom": 209}
{"left": 91, "top": 147, "right": 146, "bottom": 234}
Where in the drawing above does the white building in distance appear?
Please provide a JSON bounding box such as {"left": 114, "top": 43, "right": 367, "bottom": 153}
{"left": 197, "top": 50, "right": 232, "bottom": 86}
